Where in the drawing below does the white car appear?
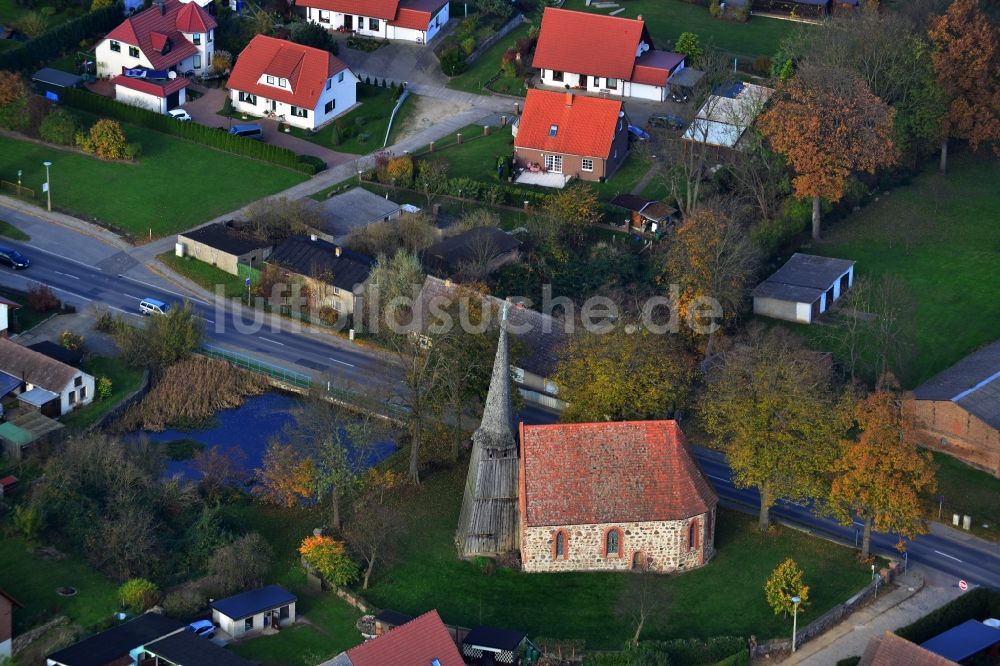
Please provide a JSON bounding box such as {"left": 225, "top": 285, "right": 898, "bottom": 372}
{"left": 168, "top": 109, "right": 192, "bottom": 121}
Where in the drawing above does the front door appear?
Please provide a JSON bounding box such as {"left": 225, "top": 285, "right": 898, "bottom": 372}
{"left": 581, "top": 75, "right": 588, "bottom": 88}
{"left": 270, "top": 100, "right": 277, "bottom": 112}
{"left": 344, "top": 14, "right": 353, "bottom": 30}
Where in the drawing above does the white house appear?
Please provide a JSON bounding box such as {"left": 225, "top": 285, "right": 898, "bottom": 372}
{"left": 210, "top": 585, "right": 297, "bottom": 639}
{"left": 227, "top": 35, "right": 358, "bottom": 131}
{"left": 296, "top": 0, "right": 450, "bottom": 44}
{"left": 96, "top": 0, "right": 216, "bottom": 80}
{"left": 112, "top": 73, "right": 189, "bottom": 113}
{"left": 532, "top": 8, "right": 686, "bottom": 102}
{"left": 0, "top": 296, "right": 19, "bottom": 337}
{"left": 752, "top": 253, "right": 856, "bottom": 324}
{"left": 0, "top": 338, "right": 95, "bottom": 417}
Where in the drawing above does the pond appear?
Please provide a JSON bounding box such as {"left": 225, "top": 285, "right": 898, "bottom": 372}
{"left": 131, "top": 392, "right": 397, "bottom": 482}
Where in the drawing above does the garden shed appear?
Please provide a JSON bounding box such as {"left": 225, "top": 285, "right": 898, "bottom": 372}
{"left": 210, "top": 585, "right": 296, "bottom": 639}
{"left": 461, "top": 625, "right": 534, "bottom": 666}
{"left": 752, "top": 253, "right": 855, "bottom": 324}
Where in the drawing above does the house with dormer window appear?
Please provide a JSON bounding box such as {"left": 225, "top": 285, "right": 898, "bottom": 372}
{"left": 96, "top": 0, "right": 215, "bottom": 111}
{"left": 296, "top": 0, "right": 450, "bottom": 44}
{"left": 227, "top": 35, "right": 358, "bottom": 131}
{"left": 532, "top": 8, "right": 686, "bottom": 102}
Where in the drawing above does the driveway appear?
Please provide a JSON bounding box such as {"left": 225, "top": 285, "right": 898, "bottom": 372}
{"left": 334, "top": 34, "right": 448, "bottom": 88}
{"left": 180, "top": 85, "right": 358, "bottom": 168}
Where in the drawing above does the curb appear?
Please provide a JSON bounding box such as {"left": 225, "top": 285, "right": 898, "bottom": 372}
{"left": 0, "top": 195, "right": 130, "bottom": 251}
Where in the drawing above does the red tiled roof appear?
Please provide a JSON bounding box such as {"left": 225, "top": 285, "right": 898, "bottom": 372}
{"left": 345, "top": 610, "right": 464, "bottom": 666}
{"left": 391, "top": 6, "right": 431, "bottom": 30}
{"left": 293, "top": 0, "right": 400, "bottom": 19}
{"left": 515, "top": 88, "right": 624, "bottom": 159}
{"left": 227, "top": 35, "right": 349, "bottom": 110}
{"left": 859, "top": 632, "right": 958, "bottom": 666}
{"left": 532, "top": 7, "right": 653, "bottom": 80}
{"left": 105, "top": 0, "right": 214, "bottom": 70}
{"left": 113, "top": 73, "right": 189, "bottom": 97}
{"left": 631, "top": 50, "right": 685, "bottom": 87}
{"left": 519, "top": 420, "right": 718, "bottom": 527}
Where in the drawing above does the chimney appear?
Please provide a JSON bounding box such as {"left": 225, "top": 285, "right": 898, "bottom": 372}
{"left": 309, "top": 234, "right": 318, "bottom": 242}
{"left": 637, "top": 13, "right": 643, "bottom": 21}
{"left": 335, "top": 246, "right": 342, "bottom": 257}
{"left": 565, "top": 91, "right": 573, "bottom": 106}
{"left": 444, "top": 278, "right": 452, "bottom": 288}
{"left": 159, "top": 0, "right": 166, "bottom": 15}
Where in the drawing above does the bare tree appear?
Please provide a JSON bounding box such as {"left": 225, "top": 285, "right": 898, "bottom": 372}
{"left": 416, "top": 159, "right": 450, "bottom": 208}
{"left": 616, "top": 560, "right": 670, "bottom": 646}
{"left": 727, "top": 126, "right": 787, "bottom": 221}
{"left": 345, "top": 472, "right": 407, "bottom": 589}
{"left": 244, "top": 197, "right": 321, "bottom": 243}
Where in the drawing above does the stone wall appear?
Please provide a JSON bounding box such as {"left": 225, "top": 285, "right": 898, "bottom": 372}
{"left": 905, "top": 398, "right": 1000, "bottom": 476}
{"left": 521, "top": 509, "right": 715, "bottom": 573}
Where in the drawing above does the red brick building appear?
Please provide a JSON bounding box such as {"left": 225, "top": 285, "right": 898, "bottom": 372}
{"left": 518, "top": 420, "right": 718, "bottom": 573}
{"left": 1, "top": 589, "right": 22, "bottom": 660}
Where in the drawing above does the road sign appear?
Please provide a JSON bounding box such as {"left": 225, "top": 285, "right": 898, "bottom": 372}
{"left": 959, "top": 580, "right": 968, "bottom": 591}
{"left": 245, "top": 277, "right": 251, "bottom": 287}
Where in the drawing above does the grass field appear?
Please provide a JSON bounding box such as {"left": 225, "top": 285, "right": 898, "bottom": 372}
{"left": 288, "top": 84, "right": 414, "bottom": 155}
{"left": 0, "top": 535, "right": 118, "bottom": 633}
{"left": 448, "top": 23, "right": 532, "bottom": 96}
{"left": 928, "top": 452, "right": 1000, "bottom": 541}
{"left": 158, "top": 251, "right": 247, "bottom": 299}
{"left": 61, "top": 355, "right": 145, "bottom": 430}
{"left": 361, "top": 463, "right": 873, "bottom": 648}
{"left": 0, "top": 127, "right": 307, "bottom": 239}
{"left": 565, "top": 0, "right": 801, "bottom": 57}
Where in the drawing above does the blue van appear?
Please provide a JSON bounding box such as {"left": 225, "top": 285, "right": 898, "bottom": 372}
{"left": 228, "top": 123, "right": 264, "bottom": 140}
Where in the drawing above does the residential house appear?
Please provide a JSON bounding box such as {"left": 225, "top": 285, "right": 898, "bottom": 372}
{"left": 682, "top": 81, "right": 774, "bottom": 152}
{"left": 210, "top": 585, "right": 296, "bottom": 639}
{"left": 532, "top": 8, "right": 687, "bottom": 101}
{"left": 519, "top": 420, "right": 718, "bottom": 573}
{"left": 47, "top": 614, "right": 184, "bottom": 666}
{"left": 96, "top": 0, "right": 217, "bottom": 110}
{"left": 512, "top": 89, "right": 629, "bottom": 187}
{"left": 461, "top": 626, "right": 534, "bottom": 666}
{"left": 0, "top": 338, "right": 95, "bottom": 417}
{"left": 906, "top": 339, "right": 1000, "bottom": 476}
{"left": 609, "top": 194, "right": 676, "bottom": 234}
{"left": 307, "top": 187, "right": 401, "bottom": 243}
{"left": 1, "top": 589, "right": 22, "bottom": 660}
{"left": 228, "top": 35, "right": 358, "bottom": 131}
{"left": 752, "top": 253, "right": 855, "bottom": 324}
{"left": 422, "top": 227, "right": 520, "bottom": 279}
{"left": 325, "top": 609, "right": 464, "bottom": 666}
{"left": 177, "top": 221, "right": 273, "bottom": 276}
{"left": 859, "top": 632, "right": 957, "bottom": 666}
{"left": 0, "top": 296, "right": 20, "bottom": 336}
{"left": 297, "top": 0, "right": 450, "bottom": 44}
{"left": 139, "top": 630, "right": 255, "bottom": 666}
{"left": 268, "top": 235, "right": 375, "bottom": 316}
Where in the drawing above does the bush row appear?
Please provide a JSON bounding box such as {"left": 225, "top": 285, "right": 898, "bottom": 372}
{"left": 583, "top": 636, "right": 747, "bottom": 666}
{"left": 59, "top": 88, "right": 314, "bottom": 173}
{"left": 0, "top": 5, "right": 122, "bottom": 72}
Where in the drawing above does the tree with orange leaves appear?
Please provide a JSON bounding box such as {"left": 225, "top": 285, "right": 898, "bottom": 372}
{"left": 828, "top": 376, "right": 937, "bottom": 561}
{"left": 928, "top": 0, "right": 1000, "bottom": 174}
{"left": 254, "top": 441, "right": 316, "bottom": 507}
{"left": 758, "top": 63, "right": 895, "bottom": 240}
{"left": 299, "top": 535, "right": 358, "bottom": 587}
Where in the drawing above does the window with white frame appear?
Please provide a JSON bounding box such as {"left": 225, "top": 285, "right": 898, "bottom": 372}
{"left": 239, "top": 91, "right": 257, "bottom": 104}
{"left": 544, "top": 154, "right": 563, "bottom": 173}
{"left": 581, "top": 158, "right": 594, "bottom": 172}
{"left": 318, "top": 9, "right": 330, "bottom": 22}
{"left": 279, "top": 78, "right": 288, "bottom": 87}
{"left": 193, "top": 33, "right": 201, "bottom": 45}
{"left": 606, "top": 77, "right": 618, "bottom": 88}
{"left": 266, "top": 75, "right": 274, "bottom": 84}
{"left": 110, "top": 40, "right": 121, "bottom": 52}
{"left": 291, "top": 106, "right": 308, "bottom": 118}
{"left": 369, "top": 17, "right": 379, "bottom": 30}
{"left": 324, "top": 100, "right": 334, "bottom": 113}
{"left": 128, "top": 45, "right": 139, "bottom": 57}
{"left": 208, "top": 29, "right": 213, "bottom": 42}
{"left": 338, "top": 71, "right": 344, "bottom": 82}
{"left": 552, "top": 70, "right": 564, "bottom": 82}
{"left": 193, "top": 54, "right": 201, "bottom": 69}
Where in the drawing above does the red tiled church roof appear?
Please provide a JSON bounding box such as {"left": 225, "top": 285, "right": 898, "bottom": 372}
{"left": 344, "top": 610, "right": 464, "bottom": 666}
{"left": 227, "top": 35, "right": 349, "bottom": 110}
{"left": 515, "top": 88, "right": 624, "bottom": 159}
{"left": 519, "top": 420, "right": 718, "bottom": 527}
{"left": 112, "top": 73, "right": 189, "bottom": 97}
{"left": 532, "top": 7, "right": 653, "bottom": 81}
{"left": 105, "top": 0, "right": 215, "bottom": 70}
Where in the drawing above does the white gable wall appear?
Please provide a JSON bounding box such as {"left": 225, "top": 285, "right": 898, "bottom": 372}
{"left": 230, "top": 70, "right": 357, "bottom": 130}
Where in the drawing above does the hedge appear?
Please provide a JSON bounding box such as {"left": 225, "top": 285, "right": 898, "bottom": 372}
{"left": 59, "top": 88, "right": 313, "bottom": 173}
{"left": 0, "top": 5, "right": 122, "bottom": 72}
{"left": 894, "top": 588, "right": 1000, "bottom": 645}
{"left": 584, "top": 637, "right": 747, "bottom": 666}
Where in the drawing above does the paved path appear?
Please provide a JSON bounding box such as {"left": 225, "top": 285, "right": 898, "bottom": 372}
{"left": 783, "top": 569, "right": 965, "bottom": 664}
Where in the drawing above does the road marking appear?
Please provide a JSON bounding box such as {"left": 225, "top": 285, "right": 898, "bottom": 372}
{"left": 934, "top": 550, "right": 963, "bottom": 563}
{"left": 25, "top": 245, "right": 101, "bottom": 270}
{"left": 201, "top": 317, "right": 215, "bottom": 324}
{"left": 328, "top": 357, "right": 355, "bottom": 368}
{"left": 706, "top": 474, "right": 729, "bottom": 483}
{"left": 119, "top": 275, "right": 209, "bottom": 305}
{"left": 49, "top": 286, "right": 92, "bottom": 302}
{"left": 259, "top": 336, "right": 285, "bottom": 346}
{"left": 122, "top": 293, "right": 143, "bottom": 301}
{"left": 54, "top": 271, "right": 80, "bottom": 280}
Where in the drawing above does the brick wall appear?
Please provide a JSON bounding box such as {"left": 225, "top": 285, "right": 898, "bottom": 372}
{"left": 905, "top": 398, "right": 1000, "bottom": 477}
{"left": 521, "top": 510, "right": 715, "bottom": 573}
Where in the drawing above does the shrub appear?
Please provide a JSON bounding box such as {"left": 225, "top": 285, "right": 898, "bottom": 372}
{"left": 440, "top": 48, "right": 466, "bottom": 76}
{"left": 461, "top": 36, "right": 476, "bottom": 55}
{"left": 709, "top": 0, "right": 722, "bottom": 18}
{"left": 163, "top": 587, "right": 206, "bottom": 618}
{"left": 752, "top": 56, "right": 773, "bottom": 77}
{"left": 0, "top": 5, "right": 121, "bottom": 72}
{"left": 296, "top": 154, "right": 327, "bottom": 174}
{"left": 290, "top": 20, "right": 338, "bottom": 54}
{"left": 91, "top": 0, "right": 115, "bottom": 9}
{"left": 40, "top": 6, "right": 57, "bottom": 17}
{"left": 299, "top": 535, "right": 358, "bottom": 587}
{"left": 211, "top": 49, "right": 233, "bottom": 74}
{"left": 60, "top": 329, "right": 84, "bottom": 351}
{"left": 39, "top": 107, "right": 77, "bottom": 145}
{"left": 14, "top": 12, "right": 48, "bottom": 39}
{"left": 0, "top": 71, "right": 29, "bottom": 131}
{"left": 13, "top": 504, "right": 44, "bottom": 542}
{"left": 765, "top": 558, "right": 809, "bottom": 617}
{"left": 77, "top": 118, "right": 130, "bottom": 160}
{"left": 118, "top": 578, "right": 160, "bottom": 613}
{"left": 674, "top": 32, "right": 704, "bottom": 65}
{"left": 94, "top": 305, "right": 115, "bottom": 332}
{"left": 97, "top": 376, "right": 113, "bottom": 400}
{"left": 27, "top": 283, "right": 59, "bottom": 312}
{"left": 384, "top": 154, "right": 415, "bottom": 186}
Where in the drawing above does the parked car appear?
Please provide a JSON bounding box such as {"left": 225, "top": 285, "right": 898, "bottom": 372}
{"left": 628, "top": 125, "right": 651, "bottom": 141}
{"left": 139, "top": 298, "right": 170, "bottom": 316}
{"left": 648, "top": 113, "right": 686, "bottom": 130}
{"left": 188, "top": 620, "right": 215, "bottom": 639}
{"left": 229, "top": 123, "right": 264, "bottom": 140}
{"left": 670, "top": 87, "right": 690, "bottom": 104}
{"left": 0, "top": 247, "right": 30, "bottom": 270}
{"left": 167, "top": 108, "right": 192, "bottom": 121}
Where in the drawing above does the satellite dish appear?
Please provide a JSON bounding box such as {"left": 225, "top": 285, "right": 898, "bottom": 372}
{"left": 168, "top": 71, "right": 177, "bottom": 79}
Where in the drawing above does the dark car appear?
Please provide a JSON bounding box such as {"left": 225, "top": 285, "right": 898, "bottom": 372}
{"left": 0, "top": 248, "right": 30, "bottom": 269}
{"left": 648, "top": 113, "right": 686, "bottom": 130}
{"left": 628, "top": 124, "right": 651, "bottom": 141}
{"left": 670, "top": 88, "right": 690, "bottom": 104}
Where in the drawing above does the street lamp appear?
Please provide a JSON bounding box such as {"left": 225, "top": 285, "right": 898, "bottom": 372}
{"left": 16, "top": 170, "right": 22, "bottom": 197}
{"left": 791, "top": 596, "right": 801, "bottom": 652}
{"left": 42, "top": 161, "right": 52, "bottom": 212}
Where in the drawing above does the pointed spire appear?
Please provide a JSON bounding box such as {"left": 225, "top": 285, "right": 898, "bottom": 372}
{"left": 478, "top": 301, "right": 514, "bottom": 440}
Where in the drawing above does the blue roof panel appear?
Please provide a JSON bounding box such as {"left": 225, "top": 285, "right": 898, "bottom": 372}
{"left": 210, "top": 585, "right": 296, "bottom": 621}
{"left": 921, "top": 619, "right": 1000, "bottom": 661}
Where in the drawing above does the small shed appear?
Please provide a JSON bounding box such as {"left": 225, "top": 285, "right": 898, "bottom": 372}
{"left": 210, "top": 585, "right": 296, "bottom": 639}
{"left": 31, "top": 68, "right": 84, "bottom": 94}
{"left": 177, "top": 222, "right": 273, "bottom": 276}
{"left": 0, "top": 411, "right": 64, "bottom": 460}
{"left": 609, "top": 195, "right": 676, "bottom": 234}
{"left": 309, "top": 188, "right": 402, "bottom": 243}
{"left": 461, "top": 625, "right": 533, "bottom": 666}
{"left": 373, "top": 609, "right": 413, "bottom": 636}
{"left": 752, "top": 253, "right": 855, "bottom": 324}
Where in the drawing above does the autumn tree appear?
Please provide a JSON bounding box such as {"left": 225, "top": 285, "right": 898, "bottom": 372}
{"left": 415, "top": 158, "right": 450, "bottom": 207}
{"left": 0, "top": 71, "right": 29, "bottom": 131}
{"left": 299, "top": 535, "right": 358, "bottom": 586}
{"left": 361, "top": 249, "right": 424, "bottom": 335}
{"left": 700, "top": 325, "right": 851, "bottom": 530}
{"left": 211, "top": 49, "right": 233, "bottom": 74}
{"left": 662, "top": 199, "right": 760, "bottom": 359}
{"left": 208, "top": 533, "right": 272, "bottom": 597}
{"left": 542, "top": 183, "right": 601, "bottom": 246}
{"left": 928, "top": 0, "right": 1000, "bottom": 173}
{"left": 345, "top": 469, "right": 407, "bottom": 589}
{"left": 556, "top": 322, "right": 697, "bottom": 423}
{"left": 254, "top": 441, "right": 315, "bottom": 507}
{"left": 764, "top": 558, "right": 810, "bottom": 617}
{"left": 758, "top": 63, "right": 895, "bottom": 239}
{"left": 829, "top": 378, "right": 937, "bottom": 561}
{"left": 77, "top": 119, "right": 132, "bottom": 161}
{"left": 118, "top": 578, "right": 160, "bottom": 614}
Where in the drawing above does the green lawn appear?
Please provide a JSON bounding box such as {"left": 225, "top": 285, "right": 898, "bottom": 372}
{"left": 287, "top": 84, "right": 414, "bottom": 155}
{"left": 0, "top": 0, "right": 76, "bottom": 33}
{"left": 0, "top": 126, "right": 307, "bottom": 239}
{"left": 805, "top": 155, "right": 1000, "bottom": 389}
{"left": 0, "top": 218, "right": 30, "bottom": 240}
{"left": 362, "top": 464, "right": 874, "bottom": 648}
{"left": 61, "top": 355, "right": 144, "bottom": 430}
{"left": 565, "top": 0, "right": 801, "bottom": 57}
{"left": 0, "top": 535, "right": 118, "bottom": 633}
{"left": 929, "top": 452, "right": 1000, "bottom": 541}
{"left": 158, "top": 251, "right": 247, "bottom": 299}
{"left": 448, "top": 23, "right": 532, "bottom": 96}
